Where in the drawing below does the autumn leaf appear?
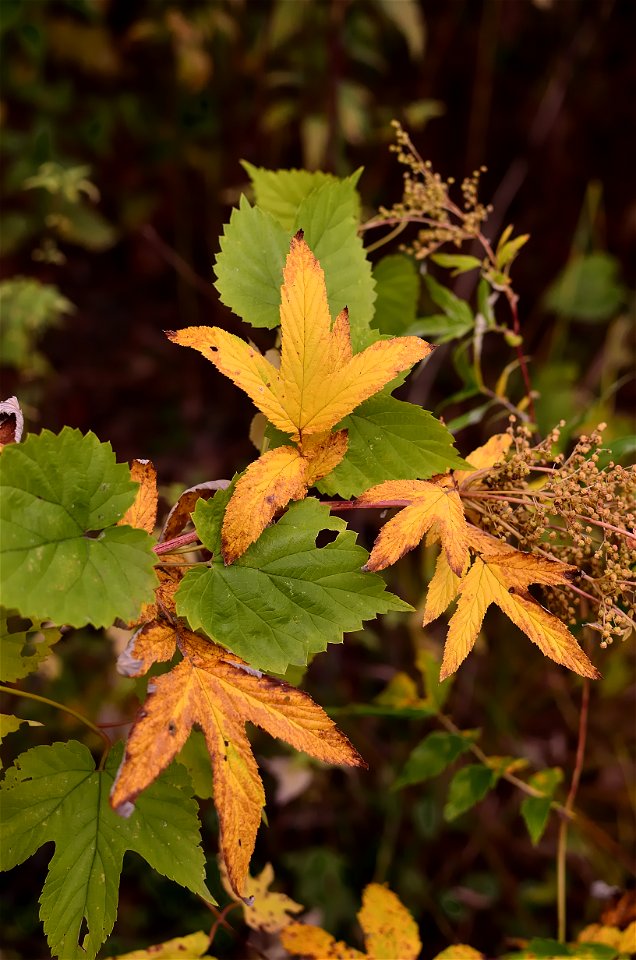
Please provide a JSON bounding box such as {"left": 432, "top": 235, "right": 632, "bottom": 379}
{"left": 441, "top": 548, "right": 600, "bottom": 680}
{"left": 280, "top": 882, "right": 421, "bottom": 960}
{"left": 103, "top": 930, "right": 211, "bottom": 960}
{"left": 422, "top": 546, "right": 463, "bottom": 626}
{"left": 220, "top": 431, "right": 348, "bottom": 561}
{"left": 118, "top": 459, "right": 158, "bottom": 534}
{"left": 356, "top": 479, "right": 469, "bottom": 575}
{"left": 110, "top": 629, "right": 365, "bottom": 898}
{"left": 168, "top": 232, "right": 431, "bottom": 560}
{"left": 453, "top": 432, "right": 512, "bottom": 486}
{"left": 219, "top": 860, "right": 303, "bottom": 932}
{"left": 160, "top": 479, "right": 229, "bottom": 543}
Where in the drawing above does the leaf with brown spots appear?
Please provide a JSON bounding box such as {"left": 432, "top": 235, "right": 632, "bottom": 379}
{"left": 219, "top": 860, "right": 303, "bottom": 933}
{"left": 110, "top": 630, "right": 365, "bottom": 898}
{"left": 104, "top": 929, "right": 211, "bottom": 959}
{"left": 118, "top": 460, "right": 158, "bottom": 534}
{"left": 280, "top": 882, "right": 421, "bottom": 960}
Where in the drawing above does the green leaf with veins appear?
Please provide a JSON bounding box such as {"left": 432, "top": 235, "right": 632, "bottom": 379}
{"left": 176, "top": 494, "right": 410, "bottom": 673}
{"left": 0, "top": 428, "right": 158, "bottom": 627}
{"left": 0, "top": 741, "right": 212, "bottom": 960}
{"left": 241, "top": 162, "right": 345, "bottom": 230}
{"left": 0, "top": 608, "right": 63, "bottom": 682}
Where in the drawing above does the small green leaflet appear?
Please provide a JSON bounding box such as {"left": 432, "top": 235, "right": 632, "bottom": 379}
{"left": 241, "top": 162, "right": 347, "bottom": 230}
{"left": 0, "top": 741, "right": 212, "bottom": 960}
{"left": 372, "top": 254, "right": 419, "bottom": 335}
{"left": 0, "top": 428, "right": 158, "bottom": 628}
{"left": 394, "top": 730, "right": 479, "bottom": 790}
{"left": 176, "top": 494, "right": 411, "bottom": 673}
{"left": 213, "top": 175, "right": 376, "bottom": 349}
{"left": 316, "top": 394, "right": 469, "bottom": 498}
{"left": 443, "top": 763, "right": 498, "bottom": 821}
{"left": 0, "top": 714, "right": 42, "bottom": 767}
{"left": 520, "top": 767, "right": 563, "bottom": 845}
{"left": 405, "top": 274, "right": 475, "bottom": 343}
{"left": 0, "top": 608, "right": 62, "bottom": 682}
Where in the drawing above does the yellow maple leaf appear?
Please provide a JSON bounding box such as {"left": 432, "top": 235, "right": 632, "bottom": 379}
{"left": 219, "top": 860, "right": 303, "bottom": 933}
{"left": 441, "top": 548, "right": 600, "bottom": 681}
{"left": 118, "top": 459, "right": 158, "bottom": 534}
{"left": 168, "top": 233, "right": 431, "bottom": 561}
{"left": 422, "top": 547, "right": 463, "bottom": 626}
{"left": 110, "top": 629, "right": 365, "bottom": 898}
{"left": 280, "top": 882, "right": 421, "bottom": 960}
{"left": 103, "top": 930, "right": 211, "bottom": 960}
{"left": 220, "top": 430, "right": 348, "bottom": 562}
{"left": 356, "top": 479, "right": 469, "bottom": 576}
{"left": 453, "top": 432, "right": 512, "bottom": 486}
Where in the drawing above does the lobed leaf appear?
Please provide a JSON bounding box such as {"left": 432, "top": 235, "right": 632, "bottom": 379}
{"left": 177, "top": 494, "right": 411, "bottom": 673}
{"left": 0, "top": 428, "right": 158, "bottom": 627}
{"left": 0, "top": 741, "right": 211, "bottom": 960}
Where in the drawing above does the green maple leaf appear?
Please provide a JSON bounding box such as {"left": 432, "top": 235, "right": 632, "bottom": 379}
{"left": 0, "top": 741, "right": 212, "bottom": 960}
{"left": 0, "top": 428, "right": 158, "bottom": 627}
{"left": 176, "top": 494, "right": 410, "bottom": 673}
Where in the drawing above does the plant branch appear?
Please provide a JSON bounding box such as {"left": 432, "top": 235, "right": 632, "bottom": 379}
{"left": 155, "top": 531, "right": 201, "bottom": 554}
{"left": 0, "top": 684, "right": 111, "bottom": 767}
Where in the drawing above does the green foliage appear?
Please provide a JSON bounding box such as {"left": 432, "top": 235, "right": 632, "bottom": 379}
{"left": 545, "top": 253, "right": 627, "bottom": 322}
{"left": 241, "top": 162, "right": 343, "bottom": 231}
{"left": 444, "top": 763, "right": 499, "bottom": 821}
{"left": 0, "top": 741, "right": 211, "bottom": 960}
{"left": 177, "top": 493, "right": 410, "bottom": 672}
{"left": 316, "top": 394, "right": 470, "bottom": 498}
{"left": 394, "top": 729, "right": 479, "bottom": 789}
{"left": 521, "top": 768, "right": 563, "bottom": 845}
{"left": 0, "top": 277, "right": 74, "bottom": 370}
{"left": 372, "top": 253, "right": 420, "bottom": 335}
{"left": 0, "top": 428, "right": 158, "bottom": 627}
{"left": 0, "top": 608, "right": 63, "bottom": 682}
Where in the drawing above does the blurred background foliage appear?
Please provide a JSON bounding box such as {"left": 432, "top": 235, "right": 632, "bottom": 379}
{"left": 0, "top": 1, "right": 634, "bottom": 958}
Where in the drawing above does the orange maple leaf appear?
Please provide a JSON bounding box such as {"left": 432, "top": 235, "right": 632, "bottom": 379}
{"left": 356, "top": 479, "right": 469, "bottom": 576}
{"left": 110, "top": 629, "right": 365, "bottom": 897}
{"left": 280, "top": 882, "right": 422, "bottom": 960}
{"left": 167, "top": 233, "right": 431, "bottom": 562}
{"left": 118, "top": 459, "right": 158, "bottom": 534}
{"left": 439, "top": 537, "right": 600, "bottom": 680}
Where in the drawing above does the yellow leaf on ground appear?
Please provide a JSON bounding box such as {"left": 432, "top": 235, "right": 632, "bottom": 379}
{"left": 357, "top": 883, "right": 422, "bottom": 960}
{"left": 104, "top": 930, "right": 210, "bottom": 959}
{"left": 220, "top": 861, "right": 303, "bottom": 932}
{"left": 110, "top": 631, "right": 365, "bottom": 898}
{"left": 168, "top": 234, "right": 430, "bottom": 442}
{"left": 119, "top": 459, "right": 158, "bottom": 534}
{"left": 357, "top": 480, "right": 469, "bottom": 575}
{"left": 281, "top": 882, "right": 420, "bottom": 960}
{"left": 281, "top": 923, "right": 365, "bottom": 959}
{"left": 221, "top": 432, "right": 348, "bottom": 562}
{"left": 441, "top": 551, "right": 599, "bottom": 680}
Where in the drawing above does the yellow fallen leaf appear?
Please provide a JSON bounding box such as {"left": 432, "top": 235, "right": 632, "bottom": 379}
{"left": 220, "top": 860, "right": 303, "bottom": 932}
{"left": 103, "top": 930, "right": 210, "bottom": 959}
{"left": 110, "top": 630, "right": 365, "bottom": 898}
{"left": 281, "top": 882, "right": 421, "bottom": 960}
{"left": 168, "top": 233, "right": 431, "bottom": 560}
{"left": 441, "top": 551, "right": 600, "bottom": 680}
{"left": 118, "top": 459, "right": 158, "bottom": 534}
{"left": 356, "top": 479, "right": 469, "bottom": 575}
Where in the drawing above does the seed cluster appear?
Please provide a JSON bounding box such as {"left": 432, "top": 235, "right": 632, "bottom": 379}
{"left": 464, "top": 421, "right": 636, "bottom": 649}
{"left": 378, "top": 120, "right": 491, "bottom": 258}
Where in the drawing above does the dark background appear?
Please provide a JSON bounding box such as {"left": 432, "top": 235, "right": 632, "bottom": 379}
{"left": 1, "top": 1, "right": 634, "bottom": 957}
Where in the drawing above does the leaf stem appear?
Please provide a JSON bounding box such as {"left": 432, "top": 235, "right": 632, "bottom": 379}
{"left": 364, "top": 220, "right": 408, "bottom": 254}
{"left": 557, "top": 677, "right": 590, "bottom": 942}
{"left": 155, "top": 530, "right": 201, "bottom": 554}
{"left": 0, "top": 684, "right": 112, "bottom": 765}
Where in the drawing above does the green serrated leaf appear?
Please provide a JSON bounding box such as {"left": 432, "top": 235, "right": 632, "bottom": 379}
{"left": 315, "top": 394, "right": 469, "bottom": 498}
{"left": 521, "top": 767, "right": 563, "bottom": 845}
{"left": 394, "top": 730, "right": 479, "bottom": 790}
{"left": 371, "top": 254, "right": 419, "bottom": 334}
{"left": 425, "top": 274, "right": 474, "bottom": 327}
{"left": 213, "top": 176, "right": 375, "bottom": 348}
{"left": 176, "top": 496, "right": 410, "bottom": 673}
{"left": 293, "top": 178, "right": 375, "bottom": 350}
{"left": 496, "top": 233, "right": 529, "bottom": 269}
{"left": 0, "top": 428, "right": 158, "bottom": 628}
{"left": 405, "top": 314, "right": 474, "bottom": 343}
{"left": 241, "top": 161, "right": 341, "bottom": 230}
{"left": 0, "top": 608, "right": 63, "bottom": 682}
{"left": 444, "top": 763, "right": 498, "bottom": 821}
{"left": 0, "top": 741, "right": 212, "bottom": 960}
